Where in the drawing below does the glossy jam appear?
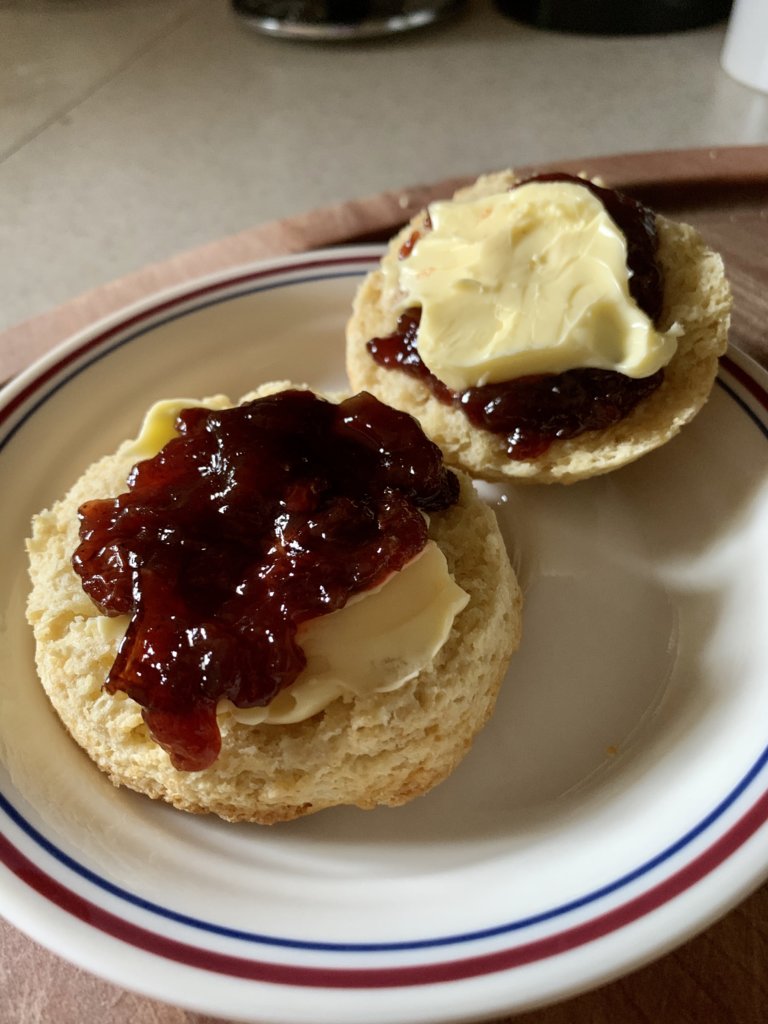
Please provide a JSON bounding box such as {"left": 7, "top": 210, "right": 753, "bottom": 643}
{"left": 73, "top": 390, "right": 459, "bottom": 771}
{"left": 368, "top": 175, "right": 665, "bottom": 460}
{"left": 460, "top": 364, "right": 664, "bottom": 460}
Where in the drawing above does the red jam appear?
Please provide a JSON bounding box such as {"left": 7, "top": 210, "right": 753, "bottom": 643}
{"left": 73, "top": 390, "right": 459, "bottom": 771}
{"left": 367, "top": 175, "right": 666, "bottom": 460}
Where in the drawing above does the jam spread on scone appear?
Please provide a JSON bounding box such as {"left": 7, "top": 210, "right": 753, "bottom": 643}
{"left": 73, "top": 389, "right": 459, "bottom": 771}
{"left": 368, "top": 174, "right": 671, "bottom": 460}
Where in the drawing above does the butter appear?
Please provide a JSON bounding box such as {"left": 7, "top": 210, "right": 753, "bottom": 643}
{"left": 392, "top": 181, "right": 680, "bottom": 391}
{"left": 100, "top": 398, "right": 469, "bottom": 726}
{"left": 124, "top": 395, "right": 231, "bottom": 460}
{"left": 224, "top": 540, "right": 468, "bottom": 725}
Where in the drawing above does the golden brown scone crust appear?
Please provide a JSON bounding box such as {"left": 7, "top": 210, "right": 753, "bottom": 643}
{"left": 26, "top": 385, "right": 522, "bottom": 824}
{"left": 346, "top": 171, "right": 732, "bottom": 484}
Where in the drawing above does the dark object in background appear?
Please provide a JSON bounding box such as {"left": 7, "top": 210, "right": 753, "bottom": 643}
{"left": 494, "top": 0, "right": 733, "bottom": 34}
{"left": 231, "top": 0, "right": 465, "bottom": 38}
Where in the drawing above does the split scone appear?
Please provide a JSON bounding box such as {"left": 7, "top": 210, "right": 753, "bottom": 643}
{"left": 346, "top": 170, "right": 732, "bottom": 484}
{"left": 26, "top": 384, "right": 522, "bottom": 824}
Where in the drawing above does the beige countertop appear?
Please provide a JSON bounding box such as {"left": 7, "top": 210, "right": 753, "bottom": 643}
{"left": 2, "top": 0, "right": 768, "bottom": 339}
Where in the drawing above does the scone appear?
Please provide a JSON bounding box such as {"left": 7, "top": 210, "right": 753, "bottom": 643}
{"left": 346, "top": 170, "right": 732, "bottom": 484}
{"left": 26, "top": 384, "right": 522, "bottom": 824}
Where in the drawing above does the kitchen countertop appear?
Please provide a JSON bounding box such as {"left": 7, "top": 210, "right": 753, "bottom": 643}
{"left": 3, "top": 4, "right": 768, "bottom": 1024}
{"left": 2, "top": 0, "right": 768, "bottom": 338}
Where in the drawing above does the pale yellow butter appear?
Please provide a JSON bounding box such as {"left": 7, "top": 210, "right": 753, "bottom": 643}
{"left": 98, "top": 398, "right": 469, "bottom": 726}
{"left": 225, "top": 540, "right": 468, "bottom": 725}
{"left": 125, "top": 395, "right": 231, "bottom": 460}
{"left": 391, "top": 181, "right": 680, "bottom": 391}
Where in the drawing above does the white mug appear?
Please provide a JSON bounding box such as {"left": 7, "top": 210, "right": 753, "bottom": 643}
{"left": 721, "top": 0, "right": 768, "bottom": 94}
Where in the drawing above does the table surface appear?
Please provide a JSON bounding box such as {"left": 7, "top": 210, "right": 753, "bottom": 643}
{"left": 2, "top": 0, "right": 768, "bottom": 336}
{"left": 3, "top": 3, "right": 768, "bottom": 1023}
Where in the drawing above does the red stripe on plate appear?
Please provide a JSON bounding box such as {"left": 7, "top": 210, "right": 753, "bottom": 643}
{"left": 0, "top": 256, "right": 377, "bottom": 430}
{"left": 721, "top": 354, "right": 768, "bottom": 413}
{"left": 3, "top": 787, "right": 768, "bottom": 988}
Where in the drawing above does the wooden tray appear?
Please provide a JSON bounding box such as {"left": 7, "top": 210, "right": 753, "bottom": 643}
{"left": 2, "top": 146, "right": 768, "bottom": 1024}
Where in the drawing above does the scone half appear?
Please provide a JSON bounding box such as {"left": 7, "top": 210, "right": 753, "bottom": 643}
{"left": 26, "top": 385, "right": 522, "bottom": 824}
{"left": 346, "top": 170, "right": 732, "bottom": 484}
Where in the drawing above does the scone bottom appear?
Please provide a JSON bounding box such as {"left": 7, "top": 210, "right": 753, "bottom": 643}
{"left": 26, "top": 386, "right": 522, "bottom": 823}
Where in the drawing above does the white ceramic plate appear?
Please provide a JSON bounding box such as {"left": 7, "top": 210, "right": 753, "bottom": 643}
{"left": 2, "top": 248, "right": 768, "bottom": 1024}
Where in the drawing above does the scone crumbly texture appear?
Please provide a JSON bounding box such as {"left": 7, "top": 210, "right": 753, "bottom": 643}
{"left": 26, "top": 384, "right": 522, "bottom": 824}
{"left": 346, "top": 170, "right": 732, "bottom": 484}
